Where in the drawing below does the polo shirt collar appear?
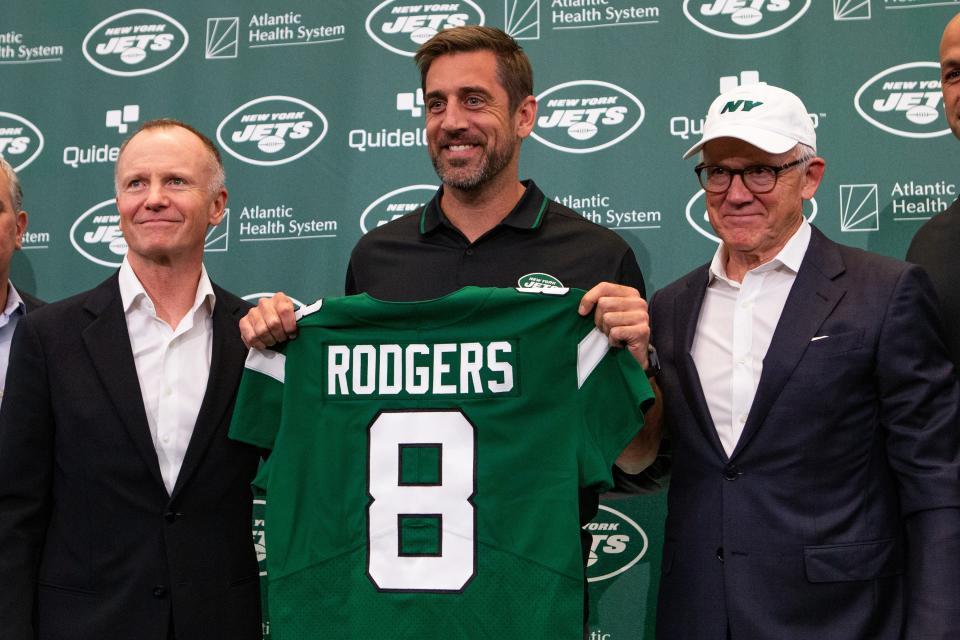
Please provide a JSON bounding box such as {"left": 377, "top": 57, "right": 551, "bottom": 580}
{"left": 419, "top": 179, "right": 551, "bottom": 235}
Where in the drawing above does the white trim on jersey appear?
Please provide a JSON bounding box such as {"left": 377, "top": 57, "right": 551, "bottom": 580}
{"left": 577, "top": 328, "right": 609, "bottom": 389}
{"left": 245, "top": 348, "right": 286, "bottom": 384}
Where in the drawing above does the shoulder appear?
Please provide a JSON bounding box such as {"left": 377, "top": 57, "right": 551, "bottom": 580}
{"left": 541, "top": 199, "right": 632, "bottom": 249}
{"left": 351, "top": 210, "right": 423, "bottom": 255}
{"left": 651, "top": 264, "right": 710, "bottom": 305}
{"left": 907, "top": 200, "right": 960, "bottom": 262}
{"left": 211, "top": 282, "right": 252, "bottom": 317}
{"left": 22, "top": 276, "right": 117, "bottom": 328}
{"left": 14, "top": 287, "right": 45, "bottom": 312}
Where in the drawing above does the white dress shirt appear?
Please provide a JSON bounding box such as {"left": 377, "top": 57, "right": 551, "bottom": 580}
{"left": 119, "top": 258, "right": 216, "bottom": 494}
{"left": 0, "top": 281, "right": 26, "bottom": 409}
{"left": 691, "top": 221, "right": 811, "bottom": 457}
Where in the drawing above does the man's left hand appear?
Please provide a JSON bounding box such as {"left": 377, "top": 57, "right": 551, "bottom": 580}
{"left": 579, "top": 282, "right": 650, "bottom": 369}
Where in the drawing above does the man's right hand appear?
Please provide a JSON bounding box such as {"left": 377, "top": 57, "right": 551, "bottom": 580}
{"left": 239, "top": 292, "right": 298, "bottom": 349}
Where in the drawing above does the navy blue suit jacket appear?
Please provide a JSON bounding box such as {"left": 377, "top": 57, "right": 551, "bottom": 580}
{"left": 651, "top": 226, "right": 960, "bottom": 639}
{"left": 0, "top": 274, "right": 262, "bottom": 640}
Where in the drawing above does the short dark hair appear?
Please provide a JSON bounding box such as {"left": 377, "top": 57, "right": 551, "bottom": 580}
{"left": 414, "top": 26, "right": 533, "bottom": 112}
{"left": 115, "top": 118, "right": 225, "bottom": 193}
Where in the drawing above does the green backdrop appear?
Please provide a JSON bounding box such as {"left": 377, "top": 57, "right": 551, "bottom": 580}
{"left": 4, "top": 1, "right": 959, "bottom": 637}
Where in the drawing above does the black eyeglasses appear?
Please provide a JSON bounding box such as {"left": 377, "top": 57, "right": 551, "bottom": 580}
{"left": 694, "top": 157, "right": 809, "bottom": 194}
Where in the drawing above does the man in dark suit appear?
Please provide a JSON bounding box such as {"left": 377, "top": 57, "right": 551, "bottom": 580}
{"left": 907, "top": 12, "right": 960, "bottom": 370}
{"left": 0, "top": 157, "right": 43, "bottom": 411}
{"left": 0, "top": 120, "right": 262, "bottom": 640}
{"left": 652, "top": 83, "right": 960, "bottom": 639}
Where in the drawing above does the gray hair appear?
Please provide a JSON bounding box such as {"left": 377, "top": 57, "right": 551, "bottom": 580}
{"left": 0, "top": 156, "right": 23, "bottom": 211}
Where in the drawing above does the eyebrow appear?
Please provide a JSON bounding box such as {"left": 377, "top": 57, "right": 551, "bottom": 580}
{"left": 425, "top": 85, "right": 493, "bottom": 101}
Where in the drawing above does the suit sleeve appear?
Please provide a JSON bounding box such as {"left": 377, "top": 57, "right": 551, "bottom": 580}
{"left": 876, "top": 264, "right": 960, "bottom": 638}
{"left": 0, "top": 317, "right": 54, "bottom": 639}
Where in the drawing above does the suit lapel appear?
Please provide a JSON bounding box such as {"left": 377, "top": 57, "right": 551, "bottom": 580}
{"left": 731, "top": 227, "right": 846, "bottom": 459}
{"left": 673, "top": 267, "right": 729, "bottom": 460}
{"left": 171, "top": 286, "right": 248, "bottom": 499}
{"left": 81, "top": 275, "right": 166, "bottom": 490}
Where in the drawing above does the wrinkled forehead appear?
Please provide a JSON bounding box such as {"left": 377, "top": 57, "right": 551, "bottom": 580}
{"left": 702, "top": 137, "right": 797, "bottom": 165}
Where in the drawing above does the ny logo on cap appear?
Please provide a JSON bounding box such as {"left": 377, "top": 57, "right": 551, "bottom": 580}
{"left": 721, "top": 100, "right": 764, "bottom": 113}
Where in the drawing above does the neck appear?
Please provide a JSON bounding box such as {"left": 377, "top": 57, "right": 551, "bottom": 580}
{"left": 441, "top": 172, "right": 527, "bottom": 243}
{"left": 724, "top": 219, "right": 803, "bottom": 283}
{"left": 127, "top": 254, "right": 204, "bottom": 327}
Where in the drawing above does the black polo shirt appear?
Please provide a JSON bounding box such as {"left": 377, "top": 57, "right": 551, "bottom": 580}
{"left": 344, "top": 178, "right": 648, "bottom": 616}
{"left": 346, "top": 180, "right": 645, "bottom": 300}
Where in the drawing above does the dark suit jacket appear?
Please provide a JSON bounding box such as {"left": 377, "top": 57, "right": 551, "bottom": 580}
{"left": 651, "top": 226, "right": 960, "bottom": 640}
{"left": 907, "top": 197, "right": 960, "bottom": 372}
{"left": 0, "top": 274, "right": 262, "bottom": 640}
{"left": 13, "top": 286, "right": 44, "bottom": 312}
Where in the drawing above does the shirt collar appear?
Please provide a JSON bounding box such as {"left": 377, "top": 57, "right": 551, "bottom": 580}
{"left": 707, "top": 219, "right": 812, "bottom": 285}
{"left": 118, "top": 256, "right": 216, "bottom": 316}
{"left": 1, "top": 281, "right": 25, "bottom": 321}
{"left": 419, "top": 179, "right": 550, "bottom": 235}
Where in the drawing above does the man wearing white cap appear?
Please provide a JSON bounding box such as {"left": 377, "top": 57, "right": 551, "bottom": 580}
{"left": 649, "top": 83, "right": 960, "bottom": 639}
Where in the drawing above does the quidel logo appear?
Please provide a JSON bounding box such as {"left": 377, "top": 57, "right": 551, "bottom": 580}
{"left": 854, "top": 62, "right": 948, "bottom": 139}
{"left": 683, "top": 0, "right": 810, "bottom": 40}
{"left": 584, "top": 505, "right": 649, "bottom": 582}
{"left": 685, "top": 189, "right": 818, "bottom": 243}
{"left": 71, "top": 199, "right": 126, "bottom": 268}
{"left": 0, "top": 112, "right": 44, "bottom": 171}
{"left": 365, "top": 0, "right": 485, "bottom": 57}
{"left": 217, "top": 96, "right": 328, "bottom": 167}
{"left": 531, "top": 81, "right": 644, "bottom": 154}
{"left": 361, "top": 184, "right": 436, "bottom": 233}
{"left": 82, "top": 9, "right": 188, "bottom": 77}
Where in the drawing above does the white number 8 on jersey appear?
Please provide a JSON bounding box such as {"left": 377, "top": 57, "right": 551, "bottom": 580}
{"left": 367, "top": 410, "right": 476, "bottom": 592}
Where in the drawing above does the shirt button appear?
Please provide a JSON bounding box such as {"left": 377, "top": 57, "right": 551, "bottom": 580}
{"left": 738, "top": 415, "right": 748, "bottom": 423}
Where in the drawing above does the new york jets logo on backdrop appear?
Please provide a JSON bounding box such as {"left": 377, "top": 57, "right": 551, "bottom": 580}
{"left": 0, "top": 111, "right": 44, "bottom": 171}
{"left": 365, "top": 0, "right": 485, "bottom": 56}
{"left": 360, "top": 184, "right": 437, "bottom": 234}
{"left": 70, "top": 199, "right": 125, "bottom": 267}
{"left": 531, "top": 81, "right": 644, "bottom": 154}
{"left": 854, "top": 62, "right": 949, "bottom": 139}
{"left": 82, "top": 9, "right": 188, "bottom": 76}
{"left": 683, "top": 0, "right": 810, "bottom": 39}
{"left": 217, "top": 96, "right": 328, "bottom": 166}
{"left": 584, "top": 505, "right": 649, "bottom": 582}
{"left": 685, "top": 189, "right": 818, "bottom": 243}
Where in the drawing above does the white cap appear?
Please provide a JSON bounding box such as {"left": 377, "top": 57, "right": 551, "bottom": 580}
{"left": 682, "top": 83, "right": 816, "bottom": 160}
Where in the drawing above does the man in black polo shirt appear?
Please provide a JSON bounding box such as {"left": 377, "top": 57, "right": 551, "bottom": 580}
{"left": 240, "top": 24, "right": 662, "bottom": 626}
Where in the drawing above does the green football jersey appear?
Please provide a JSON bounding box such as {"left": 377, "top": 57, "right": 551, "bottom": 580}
{"left": 229, "top": 286, "right": 653, "bottom": 639}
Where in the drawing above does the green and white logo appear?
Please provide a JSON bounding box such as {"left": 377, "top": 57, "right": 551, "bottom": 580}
{"left": 70, "top": 199, "right": 125, "bottom": 268}
{"left": 252, "top": 498, "right": 267, "bottom": 576}
{"left": 365, "top": 0, "right": 485, "bottom": 57}
{"left": 854, "top": 62, "right": 948, "bottom": 139}
{"left": 82, "top": 9, "right": 188, "bottom": 77}
{"left": 360, "top": 184, "right": 436, "bottom": 234}
{"left": 0, "top": 111, "right": 44, "bottom": 171}
{"left": 584, "top": 505, "right": 648, "bottom": 582}
{"left": 517, "top": 272, "right": 564, "bottom": 289}
{"left": 683, "top": 0, "right": 810, "bottom": 40}
{"left": 531, "top": 80, "right": 644, "bottom": 154}
{"left": 217, "top": 96, "right": 328, "bottom": 167}
{"left": 720, "top": 99, "right": 764, "bottom": 114}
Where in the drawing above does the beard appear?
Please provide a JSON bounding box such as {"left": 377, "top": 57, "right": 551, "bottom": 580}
{"left": 430, "top": 136, "right": 515, "bottom": 192}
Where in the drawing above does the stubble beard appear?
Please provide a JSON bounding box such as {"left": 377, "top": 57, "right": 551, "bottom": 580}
{"left": 430, "top": 140, "right": 515, "bottom": 192}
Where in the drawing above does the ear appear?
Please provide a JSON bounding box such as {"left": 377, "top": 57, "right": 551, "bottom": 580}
{"left": 800, "top": 157, "right": 826, "bottom": 200}
{"left": 515, "top": 95, "right": 537, "bottom": 139}
{"left": 208, "top": 188, "right": 228, "bottom": 226}
{"left": 14, "top": 211, "right": 28, "bottom": 251}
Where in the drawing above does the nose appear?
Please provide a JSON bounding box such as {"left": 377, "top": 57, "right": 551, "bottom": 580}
{"left": 725, "top": 173, "right": 754, "bottom": 204}
{"left": 144, "top": 182, "right": 168, "bottom": 210}
{"left": 440, "top": 100, "right": 467, "bottom": 133}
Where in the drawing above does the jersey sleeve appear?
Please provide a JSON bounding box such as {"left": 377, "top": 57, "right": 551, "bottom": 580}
{"left": 229, "top": 348, "right": 286, "bottom": 451}
{"left": 575, "top": 327, "right": 653, "bottom": 492}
